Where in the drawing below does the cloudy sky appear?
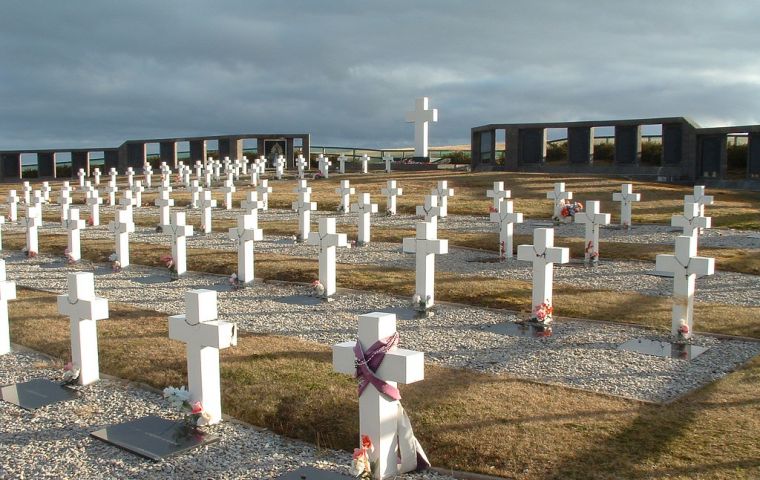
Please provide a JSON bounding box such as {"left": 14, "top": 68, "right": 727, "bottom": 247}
{"left": 1, "top": 1, "right": 758, "bottom": 151}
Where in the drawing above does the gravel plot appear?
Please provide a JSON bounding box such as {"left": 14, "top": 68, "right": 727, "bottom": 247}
{"left": 0, "top": 349, "right": 453, "bottom": 479}
{"left": 4, "top": 253, "right": 759, "bottom": 404}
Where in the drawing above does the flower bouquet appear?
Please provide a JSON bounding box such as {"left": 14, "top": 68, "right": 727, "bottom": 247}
{"left": 584, "top": 240, "right": 599, "bottom": 264}
{"left": 229, "top": 272, "right": 241, "bottom": 290}
{"left": 160, "top": 253, "right": 178, "bottom": 280}
{"left": 22, "top": 247, "right": 37, "bottom": 259}
{"left": 499, "top": 240, "right": 506, "bottom": 262}
{"left": 163, "top": 385, "right": 212, "bottom": 429}
{"left": 529, "top": 300, "right": 553, "bottom": 325}
{"left": 86, "top": 216, "right": 94, "bottom": 227}
{"left": 412, "top": 293, "right": 433, "bottom": 318}
{"left": 554, "top": 200, "right": 584, "bottom": 223}
{"left": 311, "top": 279, "right": 326, "bottom": 298}
{"left": 350, "top": 435, "right": 377, "bottom": 479}
{"left": 675, "top": 319, "right": 691, "bottom": 343}
{"left": 61, "top": 362, "right": 80, "bottom": 386}
{"left": 108, "top": 252, "right": 121, "bottom": 272}
{"left": 64, "top": 247, "right": 76, "bottom": 265}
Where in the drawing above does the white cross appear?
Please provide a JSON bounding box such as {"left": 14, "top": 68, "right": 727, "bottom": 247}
{"left": 431, "top": 180, "right": 454, "bottom": 218}
{"left": 383, "top": 154, "right": 393, "bottom": 174}
{"left": 232, "top": 158, "right": 242, "bottom": 180}
{"left": 40, "top": 181, "right": 52, "bottom": 203}
{"left": 360, "top": 154, "right": 369, "bottom": 174}
{"left": 220, "top": 178, "right": 236, "bottom": 210}
{"left": 240, "top": 156, "right": 249, "bottom": 176}
{"left": 249, "top": 161, "right": 260, "bottom": 187}
{"left": 256, "top": 180, "right": 272, "bottom": 211}
{"left": 490, "top": 199, "right": 523, "bottom": 259}
{"left": 655, "top": 235, "right": 715, "bottom": 338}
{"left": 546, "top": 182, "right": 573, "bottom": 220}
{"left": 612, "top": 183, "right": 641, "bottom": 228}
{"left": 108, "top": 208, "right": 135, "bottom": 268}
{"left": 22, "top": 206, "right": 40, "bottom": 254}
{"left": 143, "top": 163, "right": 153, "bottom": 188}
{"left": 404, "top": 97, "right": 438, "bottom": 158}
{"left": 337, "top": 154, "right": 348, "bottom": 174}
{"left": 198, "top": 190, "right": 217, "bottom": 234}
{"left": 182, "top": 165, "right": 192, "bottom": 187}
{"left": 672, "top": 202, "right": 711, "bottom": 243}
{"left": 189, "top": 180, "right": 203, "bottom": 208}
{"left": 381, "top": 180, "right": 403, "bottom": 215}
{"left": 86, "top": 189, "right": 103, "bottom": 226}
{"left": 228, "top": 213, "right": 263, "bottom": 284}
{"left": 194, "top": 160, "right": 203, "bottom": 180}
{"left": 130, "top": 180, "right": 145, "bottom": 208}
{"left": 59, "top": 189, "right": 72, "bottom": 223}
{"left": 318, "top": 154, "right": 332, "bottom": 178}
{"left": 108, "top": 168, "right": 118, "bottom": 186}
{"left": 294, "top": 179, "right": 311, "bottom": 195}
{"left": 63, "top": 208, "right": 85, "bottom": 261}
{"left": 6, "top": 190, "right": 19, "bottom": 222}
{"left": 92, "top": 168, "right": 101, "bottom": 186}
{"left": 273, "top": 156, "right": 285, "bottom": 180}
{"left": 292, "top": 190, "right": 317, "bottom": 242}
{"left": 351, "top": 193, "right": 378, "bottom": 245}
{"left": 118, "top": 190, "right": 136, "bottom": 223}
{"left": 574, "top": 200, "right": 611, "bottom": 263}
{"left": 332, "top": 312, "right": 425, "bottom": 479}
{"left": 684, "top": 185, "right": 714, "bottom": 219}
{"left": 31, "top": 191, "right": 44, "bottom": 221}
{"left": 307, "top": 217, "right": 348, "bottom": 297}
{"left": 486, "top": 181, "right": 511, "bottom": 210}
{"left": 0, "top": 216, "right": 4, "bottom": 251}
{"left": 22, "top": 181, "right": 32, "bottom": 205}
{"left": 241, "top": 191, "right": 265, "bottom": 219}
{"left": 0, "top": 259, "right": 17, "bottom": 355}
{"left": 336, "top": 179, "right": 355, "bottom": 214}
{"left": 212, "top": 160, "right": 221, "bottom": 180}
{"left": 517, "top": 228, "right": 570, "bottom": 312}
{"left": 295, "top": 155, "right": 308, "bottom": 179}
{"left": 77, "top": 168, "right": 87, "bottom": 188}
{"left": 56, "top": 272, "right": 109, "bottom": 385}
{"left": 402, "top": 222, "right": 448, "bottom": 309}
{"left": 416, "top": 194, "right": 440, "bottom": 230}
{"left": 125, "top": 167, "right": 135, "bottom": 187}
{"left": 168, "top": 289, "right": 237, "bottom": 425}
{"left": 166, "top": 211, "right": 193, "bottom": 276}
{"left": 155, "top": 187, "right": 174, "bottom": 228}
{"left": 103, "top": 180, "right": 118, "bottom": 207}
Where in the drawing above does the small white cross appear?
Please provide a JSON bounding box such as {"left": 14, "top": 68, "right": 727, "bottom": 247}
{"left": 383, "top": 154, "right": 393, "bottom": 174}
{"left": 612, "top": 183, "right": 641, "bottom": 228}
{"left": 307, "top": 217, "right": 348, "bottom": 297}
{"left": 416, "top": 194, "right": 440, "bottom": 230}
{"left": 517, "top": 228, "right": 570, "bottom": 313}
{"left": 7, "top": 190, "right": 19, "bottom": 222}
{"left": 402, "top": 222, "right": 448, "bottom": 308}
{"left": 22, "top": 206, "right": 41, "bottom": 254}
{"left": 337, "top": 154, "right": 348, "bottom": 174}
{"left": 318, "top": 154, "right": 332, "bottom": 179}
{"left": 490, "top": 199, "right": 523, "bottom": 259}
{"left": 0, "top": 259, "right": 18, "bottom": 355}
{"left": 295, "top": 155, "right": 308, "bottom": 179}
{"left": 63, "top": 208, "right": 85, "bottom": 261}
{"left": 166, "top": 211, "right": 194, "bottom": 276}
{"left": 256, "top": 180, "right": 272, "bottom": 211}
{"left": 431, "top": 181, "right": 454, "bottom": 218}
{"left": 108, "top": 209, "right": 135, "bottom": 267}
{"left": 220, "top": 178, "right": 236, "bottom": 210}
{"left": 381, "top": 180, "right": 403, "bottom": 215}
{"left": 350, "top": 192, "right": 378, "bottom": 245}
{"left": 672, "top": 202, "right": 711, "bottom": 243}
{"left": 228, "top": 213, "right": 263, "bottom": 284}
{"left": 573, "top": 200, "right": 611, "bottom": 263}
{"left": 86, "top": 190, "right": 103, "bottom": 226}
{"left": 336, "top": 179, "right": 355, "bottom": 214}
{"left": 292, "top": 190, "right": 317, "bottom": 242}
{"left": 198, "top": 190, "right": 217, "bottom": 234}
{"left": 486, "top": 181, "right": 511, "bottom": 211}
{"left": 189, "top": 180, "right": 203, "bottom": 209}
{"left": 546, "top": 183, "right": 573, "bottom": 220}
{"left": 360, "top": 154, "right": 370, "bottom": 174}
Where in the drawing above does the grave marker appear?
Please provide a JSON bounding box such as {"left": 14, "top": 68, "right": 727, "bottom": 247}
{"left": 292, "top": 191, "right": 317, "bottom": 242}
{"left": 547, "top": 183, "right": 573, "bottom": 220}
{"left": 22, "top": 181, "right": 32, "bottom": 205}
{"left": 490, "top": 199, "right": 523, "bottom": 259}
{"left": 63, "top": 208, "right": 85, "bottom": 261}
{"left": 318, "top": 154, "right": 332, "bottom": 178}
{"left": 86, "top": 189, "right": 103, "bottom": 226}
{"left": 486, "top": 181, "right": 511, "bottom": 211}
{"left": 143, "top": 163, "right": 153, "bottom": 188}
{"left": 7, "top": 190, "right": 19, "bottom": 222}
{"left": 381, "top": 180, "right": 403, "bottom": 215}
{"left": 155, "top": 188, "right": 174, "bottom": 228}
{"left": 350, "top": 193, "right": 378, "bottom": 245}
{"left": 131, "top": 180, "right": 145, "bottom": 207}
{"left": 189, "top": 180, "right": 203, "bottom": 208}
{"left": 402, "top": 222, "right": 448, "bottom": 309}
{"left": 337, "top": 154, "right": 348, "bottom": 174}
{"left": 612, "top": 183, "right": 641, "bottom": 228}
{"left": 404, "top": 97, "right": 438, "bottom": 159}
{"left": 431, "top": 181, "right": 454, "bottom": 218}
{"left": 256, "top": 180, "right": 272, "bottom": 211}
{"left": 383, "top": 154, "right": 393, "bottom": 174}
{"left": 573, "top": 200, "right": 611, "bottom": 263}
{"left": 220, "top": 178, "right": 236, "bottom": 210}
{"left": 273, "top": 155, "right": 285, "bottom": 180}
{"left": 0, "top": 259, "right": 16, "bottom": 355}
{"left": 92, "top": 168, "right": 101, "bottom": 186}
{"left": 41, "top": 181, "right": 52, "bottom": 203}
{"left": 360, "top": 154, "right": 369, "bottom": 174}
{"left": 672, "top": 202, "right": 711, "bottom": 242}
{"left": 295, "top": 154, "right": 308, "bottom": 179}
{"left": 336, "top": 180, "right": 355, "bottom": 214}
{"left": 166, "top": 211, "right": 193, "bottom": 276}
{"left": 198, "top": 190, "right": 217, "bottom": 234}
{"left": 306, "top": 217, "right": 348, "bottom": 298}
{"left": 415, "top": 195, "right": 440, "bottom": 230}
{"left": 517, "top": 228, "right": 570, "bottom": 317}
{"left": 228, "top": 214, "right": 263, "bottom": 284}
{"left": 108, "top": 209, "right": 135, "bottom": 268}
{"left": 22, "top": 206, "right": 40, "bottom": 255}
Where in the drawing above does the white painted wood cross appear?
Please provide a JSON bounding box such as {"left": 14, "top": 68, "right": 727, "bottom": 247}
{"left": 92, "top": 168, "right": 101, "bottom": 186}
{"left": 0, "top": 259, "right": 17, "bottom": 355}
{"left": 198, "top": 190, "right": 217, "bottom": 234}
{"left": 108, "top": 208, "right": 135, "bottom": 268}
{"left": 155, "top": 188, "right": 174, "bottom": 228}
{"left": 228, "top": 213, "right": 263, "bottom": 284}
{"left": 612, "top": 183, "right": 641, "bottom": 228}
{"left": 7, "top": 190, "right": 19, "bottom": 222}
{"left": 381, "top": 180, "right": 403, "bottom": 215}
{"left": 22, "top": 206, "right": 40, "bottom": 254}
{"left": 64, "top": 208, "right": 85, "bottom": 261}
{"left": 351, "top": 193, "right": 378, "bottom": 245}
{"left": 168, "top": 289, "right": 237, "bottom": 425}
{"left": 59, "top": 189, "right": 73, "bottom": 223}
{"left": 189, "top": 180, "right": 203, "bottom": 208}
{"left": 241, "top": 191, "right": 265, "bottom": 219}
{"left": 104, "top": 179, "right": 118, "bottom": 207}
{"left": 108, "top": 168, "right": 118, "bottom": 186}
{"left": 130, "top": 180, "right": 145, "bottom": 208}
{"left": 404, "top": 97, "right": 438, "bottom": 159}
{"left": 672, "top": 202, "right": 711, "bottom": 243}
{"left": 166, "top": 211, "right": 193, "bottom": 276}
{"left": 547, "top": 182, "right": 573, "bottom": 220}
{"left": 295, "top": 154, "right": 308, "bottom": 179}
{"left": 143, "top": 163, "right": 153, "bottom": 188}
{"left": 360, "top": 154, "right": 369, "bottom": 174}
{"left": 292, "top": 191, "right": 317, "bottom": 242}
{"left": 76, "top": 168, "right": 86, "bottom": 188}
{"left": 383, "top": 154, "right": 393, "bottom": 174}
{"left": 517, "top": 228, "right": 570, "bottom": 313}
{"left": 41, "top": 181, "right": 52, "bottom": 203}
{"left": 182, "top": 165, "right": 191, "bottom": 188}
{"left": 655, "top": 235, "right": 715, "bottom": 339}
{"left": 31, "top": 191, "right": 44, "bottom": 221}
{"left": 416, "top": 194, "right": 440, "bottom": 230}
{"left": 333, "top": 312, "right": 425, "bottom": 479}
{"left": 21, "top": 181, "right": 32, "bottom": 205}
{"left": 221, "top": 177, "right": 236, "bottom": 210}
{"left": 487, "top": 181, "right": 511, "bottom": 211}
{"left": 256, "top": 179, "right": 272, "bottom": 211}
{"left": 318, "top": 154, "right": 332, "bottom": 179}
{"left": 125, "top": 167, "right": 135, "bottom": 187}
{"left": 431, "top": 181, "right": 454, "bottom": 218}
{"left": 212, "top": 159, "right": 221, "bottom": 181}
{"left": 273, "top": 155, "right": 285, "bottom": 180}
{"left": 118, "top": 190, "right": 136, "bottom": 223}
{"left": 307, "top": 217, "right": 348, "bottom": 298}
{"left": 56, "top": 272, "right": 109, "bottom": 385}
{"left": 86, "top": 189, "right": 103, "bottom": 226}
{"left": 402, "top": 222, "right": 448, "bottom": 310}
{"left": 684, "top": 185, "right": 714, "bottom": 220}
{"left": 490, "top": 199, "right": 523, "bottom": 259}
{"left": 338, "top": 154, "right": 348, "bottom": 174}
{"left": 574, "top": 200, "right": 611, "bottom": 263}
{"left": 336, "top": 179, "right": 355, "bottom": 214}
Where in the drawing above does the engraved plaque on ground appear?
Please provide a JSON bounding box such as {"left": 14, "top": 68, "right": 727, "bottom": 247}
{"left": 90, "top": 415, "right": 219, "bottom": 461}
{"left": 275, "top": 466, "right": 351, "bottom": 479}
{"left": 277, "top": 295, "right": 325, "bottom": 306}
{"left": 0, "top": 378, "right": 80, "bottom": 410}
{"left": 483, "top": 322, "right": 553, "bottom": 338}
{"left": 618, "top": 338, "right": 709, "bottom": 360}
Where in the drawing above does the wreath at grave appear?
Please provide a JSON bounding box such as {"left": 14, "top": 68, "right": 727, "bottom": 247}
{"left": 554, "top": 200, "right": 584, "bottom": 223}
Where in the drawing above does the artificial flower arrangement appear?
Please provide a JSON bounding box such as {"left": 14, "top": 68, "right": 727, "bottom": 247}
{"left": 585, "top": 240, "right": 599, "bottom": 263}
{"left": 499, "top": 240, "right": 507, "bottom": 261}
{"left": 22, "top": 247, "right": 37, "bottom": 259}
{"left": 64, "top": 247, "right": 76, "bottom": 265}
{"left": 530, "top": 300, "right": 554, "bottom": 325}
{"left": 313, "top": 172, "right": 324, "bottom": 180}
{"left": 163, "top": 386, "right": 212, "bottom": 428}
{"left": 489, "top": 205, "right": 498, "bottom": 213}
{"left": 228, "top": 272, "right": 241, "bottom": 290}
{"left": 160, "top": 253, "right": 177, "bottom": 279}
{"left": 412, "top": 293, "right": 433, "bottom": 316}
{"left": 61, "top": 362, "right": 80, "bottom": 385}
{"left": 350, "top": 435, "right": 376, "bottom": 479}
{"left": 676, "top": 319, "right": 691, "bottom": 343}
{"left": 311, "top": 280, "right": 326, "bottom": 298}
{"left": 554, "top": 200, "right": 584, "bottom": 223}
{"left": 108, "top": 252, "right": 121, "bottom": 272}
{"left": 86, "top": 216, "right": 94, "bottom": 227}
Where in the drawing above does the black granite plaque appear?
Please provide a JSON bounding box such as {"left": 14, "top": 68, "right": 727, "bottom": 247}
{"left": 277, "top": 295, "right": 326, "bottom": 306}
{"left": 484, "top": 322, "right": 553, "bottom": 338}
{"left": 90, "top": 415, "right": 219, "bottom": 461}
{"left": 647, "top": 271, "right": 706, "bottom": 279}
{"left": 133, "top": 273, "right": 170, "bottom": 285}
{"left": 618, "top": 338, "right": 709, "bottom": 360}
{"left": 275, "top": 466, "right": 350, "bottom": 479}
{"left": 381, "top": 306, "right": 431, "bottom": 320}
{"left": 0, "top": 378, "right": 80, "bottom": 410}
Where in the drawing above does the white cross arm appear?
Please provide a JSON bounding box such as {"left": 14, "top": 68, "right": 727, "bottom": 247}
{"left": 333, "top": 342, "right": 424, "bottom": 384}
{"left": 168, "top": 315, "right": 237, "bottom": 349}
{"left": 56, "top": 295, "right": 109, "bottom": 321}
{"left": 655, "top": 254, "right": 715, "bottom": 276}
{"left": 517, "top": 244, "right": 570, "bottom": 264}
{"left": 0, "top": 280, "right": 17, "bottom": 302}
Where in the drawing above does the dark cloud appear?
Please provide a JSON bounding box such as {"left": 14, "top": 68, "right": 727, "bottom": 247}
{"left": 1, "top": 1, "right": 758, "bottom": 151}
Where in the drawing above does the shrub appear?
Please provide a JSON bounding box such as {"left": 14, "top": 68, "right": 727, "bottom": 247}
{"left": 444, "top": 151, "right": 471, "bottom": 164}
{"left": 546, "top": 142, "right": 567, "bottom": 162}
{"left": 640, "top": 142, "right": 662, "bottom": 165}
{"left": 594, "top": 143, "right": 614, "bottom": 162}
{"left": 727, "top": 144, "right": 747, "bottom": 172}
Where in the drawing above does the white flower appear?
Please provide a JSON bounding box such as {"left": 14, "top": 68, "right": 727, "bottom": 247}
{"left": 412, "top": 293, "right": 421, "bottom": 306}
{"left": 350, "top": 458, "right": 364, "bottom": 477}
{"left": 163, "top": 385, "right": 190, "bottom": 409}
{"left": 108, "top": 253, "right": 118, "bottom": 262}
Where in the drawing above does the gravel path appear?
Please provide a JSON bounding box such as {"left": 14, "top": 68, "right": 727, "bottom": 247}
{"left": 0, "top": 349, "right": 453, "bottom": 479}
{"left": 4, "top": 252, "right": 759, "bottom": 404}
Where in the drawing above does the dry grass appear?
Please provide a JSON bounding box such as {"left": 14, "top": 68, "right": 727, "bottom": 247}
{"left": 9, "top": 288, "right": 760, "bottom": 480}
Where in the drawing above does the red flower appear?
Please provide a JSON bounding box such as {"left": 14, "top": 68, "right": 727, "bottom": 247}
{"left": 679, "top": 324, "right": 689, "bottom": 334}
{"left": 191, "top": 401, "right": 203, "bottom": 414}
{"left": 361, "top": 434, "right": 373, "bottom": 450}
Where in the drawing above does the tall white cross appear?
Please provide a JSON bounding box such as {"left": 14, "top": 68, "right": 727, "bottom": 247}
{"left": 486, "top": 181, "right": 511, "bottom": 210}
{"left": 383, "top": 154, "right": 393, "bottom": 174}
{"left": 155, "top": 188, "right": 174, "bottom": 228}
{"left": 77, "top": 168, "right": 87, "bottom": 188}
{"left": 517, "top": 228, "right": 570, "bottom": 312}
{"left": 404, "top": 97, "right": 438, "bottom": 158}
{"left": 490, "top": 199, "right": 523, "bottom": 259}
{"left": 86, "top": 189, "right": 103, "bottom": 226}
{"left": 189, "top": 180, "right": 203, "bottom": 209}
{"left": 431, "top": 181, "right": 454, "bottom": 218}
{"left": 672, "top": 202, "right": 711, "bottom": 243}
{"left": 307, "top": 217, "right": 348, "bottom": 298}
{"left": 220, "top": 178, "right": 236, "bottom": 210}
{"left": 22, "top": 206, "right": 40, "bottom": 254}
{"left": 292, "top": 190, "right": 317, "bottom": 242}
{"left": 318, "top": 154, "right": 332, "bottom": 179}
{"left": 143, "top": 163, "right": 153, "bottom": 188}
{"left": 64, "top": 208, "right": 85, "bottom": 261}
{"left": 198, "top": 190, "right": 217, "bottom": 234}
{"left": 336, "top": 179, "right": 355, "bottom": 214}
{"left": 360, "top": 154, "right": 369, "bottom": 174}
{"left": 256, "top": 179, "right": 272, "bottom": 211}
{"left": 273, "top": 156, "right": 285, "bottom": 180}
{"left": 337, "top": 154, "right": 348, "bottom": 174}
{"left": 547, "top": 182, "right": 573, "bottom": 220}
{"left": 56, "top": 272, "right": 109, "bottom": 385}
{"left": 130, "top": 180, "right": 145, "bottom": 208}
{"left": 655, "top": 235, "right": 715, "bottom": 338}
{"left": 574, "top": 200, "right": 611, "bottom": 263}
{"left": 108, "top": 208, "right": 135, "bottom": 268}
{"left": 402, "top": 221, "right": 448, "bottom": 309}
{"left": 103, "top": 179, "right": 118, "bottom": 207}
{"left": 166, "top": 211, "right": 193, "bottom": 276}
{"left": 59, "top": 189, "right": 73, "bottom": 223}
{"left": 7, "top": 190, "right": 19, "bottom": 222}
{"left": 168, "top": 289, "right": 237, "bottom": 425}
{"left": 612, "top": 183, "right": 641, "bottom": 228}
{"left": 92, "top": 168, "right": 101, "bottom": 186}
{"left": 351, "top": 193, "right": 378, "bottom": 245}
{"left": 125, "top": 167, "right": 135, "bottom": 187}
{"left": 0, "top": 259, "right": 17, "bottom": 355}
{"left": 381, "top": 180, "right": 403, "bottom": 215}
{"left": 228, "top": 214, "right": 263, "bottom": 284}
{"left": 333, "top": 312, "right": 425, "bottom": 479}
{"left": 295, "top": 154, "right": 308, "bottom": 179}
{"left": 416, "top": 195, "right": 440, "bottom": 230}
{"left": 41, "top": 181, "right": 52, "bottom": 203}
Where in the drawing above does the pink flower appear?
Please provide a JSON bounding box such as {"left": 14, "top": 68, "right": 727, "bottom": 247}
{"left": 361, "top": 434, "right": 373, "bottom": 451}
{"left": 679, "top": 323, "right": 689, "bottom": 334}
{"left": 190, "top": 401, "right": 203, "bottom": 415}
